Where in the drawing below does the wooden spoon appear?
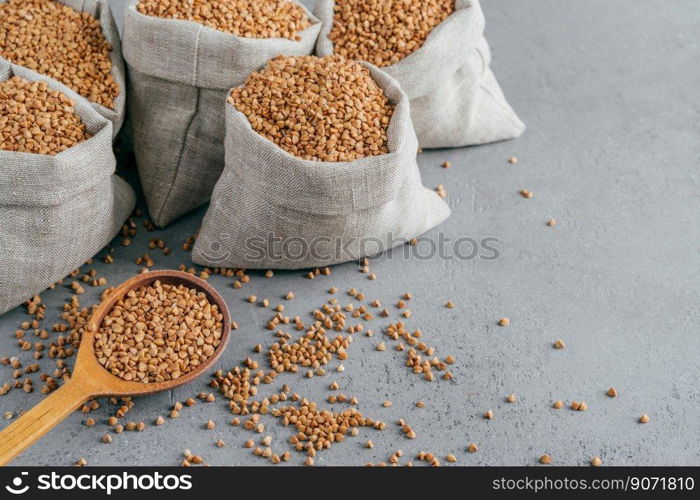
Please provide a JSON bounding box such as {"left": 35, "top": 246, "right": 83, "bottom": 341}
{"left": 0, "top": 270, "right": 231, "bottom": 466}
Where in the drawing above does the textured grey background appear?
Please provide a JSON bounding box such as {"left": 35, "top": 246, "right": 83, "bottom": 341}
{"left": 0, "top": 0, "right": 698, "bottom": 466}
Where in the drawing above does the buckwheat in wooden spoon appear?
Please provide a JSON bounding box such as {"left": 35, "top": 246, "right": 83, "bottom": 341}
{"left": 0, "top": 270, "right": 231, "bottom": 465}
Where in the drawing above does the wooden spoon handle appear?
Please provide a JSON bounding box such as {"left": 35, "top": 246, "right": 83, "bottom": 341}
{"left": 0, "top": 379, "right": 92, "bottom": 466}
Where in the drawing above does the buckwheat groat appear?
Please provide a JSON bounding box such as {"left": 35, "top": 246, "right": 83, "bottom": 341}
{"left": 0, "top": 0, "right": 119, "bottom": 109}
{"left": 328, "top": 0, "right": 455, "bottom": 67}
{"left": 229, "top": 55, "right": 393, "bottom": 162}
{"left": 0, "top": 76, "right": 90, "bottom": 155}
{"left": 94, "top": 281, "right": 223, "bottom": 383}
{"left": 137, "top": 0, "right": 311, "bottom": 40}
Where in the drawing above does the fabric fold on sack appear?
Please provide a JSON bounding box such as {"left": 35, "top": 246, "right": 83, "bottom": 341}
{"left": 0, "top": 62, "right": 135, "bottom": 315}
{"left": 314, "top": 0, "right": 525, "bottom": 149}
{"left": 192, "top": 63, "right": 450, "bottom": 270}
{"left": 122, "top": 0, "right": 322, "bottom": 227}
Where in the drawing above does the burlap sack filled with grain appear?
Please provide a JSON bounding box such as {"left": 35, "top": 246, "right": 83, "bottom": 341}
{"left": 122, "top": 0, "right": 322, "bottom": 228}
{"left": 0, "top": 0, "right": 127, "bottom": 138}
{"left": 0, "top": 62, "right": 135, "bottom": 315}
{"left": 314, "top": 0, "right": 525, "bottom": 149}
{"left": 192, "top": 63, "right": 451, "bottom": 270}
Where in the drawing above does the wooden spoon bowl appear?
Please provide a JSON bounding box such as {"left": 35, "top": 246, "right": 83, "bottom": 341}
{"left": 0, "top": 270, "right": 231, "bottom": 465}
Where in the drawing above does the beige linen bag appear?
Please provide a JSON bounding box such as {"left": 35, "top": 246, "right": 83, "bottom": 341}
{"left": 192, "top": 63, "right": 450, "bottom": 270}
{"left": 0, "top": 62, "right": 135, "bottom": 315}
{"left": 122, "top": 0, "right": 322, "bottom": 227}
{"left": 314, "top": 0, "right": 525, "bottom": 149}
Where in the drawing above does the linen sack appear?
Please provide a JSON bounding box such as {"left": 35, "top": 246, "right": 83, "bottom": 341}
{"left": 192, "top": 64, "right": 451, "bottom": 270}
{"left": 122, "top": 0, "right": 322, "bottom": 228}
{"left": 0, "top": 0, "right": 127, "bottom": 138}
{"left": 0, "top": 62, "right": 136, "bottom": 315}
{"left": 314, "top": 0, "right": 525, "bottom": 149}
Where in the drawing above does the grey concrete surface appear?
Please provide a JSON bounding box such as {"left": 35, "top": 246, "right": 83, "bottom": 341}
{"left": 1, "top": 0, "right": 698, "bottom": 466}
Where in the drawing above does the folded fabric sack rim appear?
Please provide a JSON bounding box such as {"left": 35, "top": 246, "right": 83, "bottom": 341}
{"left": 0, "top": 61, "right": 116, "bottom": 208}
{"left": 223, "top": 62, "right": 417, "bottom": 215}
{"left": 122, "top": 0, "right": 322, "bottom": 89}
